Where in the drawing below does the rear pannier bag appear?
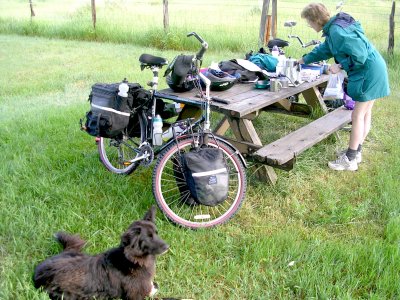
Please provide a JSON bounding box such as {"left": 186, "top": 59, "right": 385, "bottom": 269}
{"left": 181, "top": 148, "right": 229, "bottom": 206}
{"left": 84, "top": 83, "right": 141, "bottom": 138}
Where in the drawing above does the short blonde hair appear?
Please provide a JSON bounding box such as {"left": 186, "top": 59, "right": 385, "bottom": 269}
{"left": 301, "top": 3, "right": 331, "bottom": 27}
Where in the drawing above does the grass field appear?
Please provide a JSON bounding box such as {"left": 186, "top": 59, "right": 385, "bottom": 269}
{"left": 1, "top": 1, "right": 400, "bottom": 299}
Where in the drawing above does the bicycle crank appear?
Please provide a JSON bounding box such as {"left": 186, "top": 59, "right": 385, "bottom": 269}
{"left": 138, "top": 144, "right": 154, "bottom": 167}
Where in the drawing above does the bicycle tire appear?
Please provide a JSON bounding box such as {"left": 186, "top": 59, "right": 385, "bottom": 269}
{"left": 152, "top": 136, "right": 247, "bottom": 229}
{"left": 98, "top": 111, "right": 147, "bottom": 175}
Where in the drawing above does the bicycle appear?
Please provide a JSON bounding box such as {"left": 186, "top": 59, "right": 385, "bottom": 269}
{"left": 96, "top": 32, "right": 247, "bottom": 229}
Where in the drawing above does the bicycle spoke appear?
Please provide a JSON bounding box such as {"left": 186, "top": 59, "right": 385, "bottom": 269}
{"left": 153, "top": 137, "right": 247, "bottom": 229}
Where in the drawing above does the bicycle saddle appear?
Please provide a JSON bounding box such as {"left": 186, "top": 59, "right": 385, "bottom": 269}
{"left": 139, "top": 54, "right": 168, "bottom": 68}
{"left": 267, "top": 38, "right": 289, "bottom": 50}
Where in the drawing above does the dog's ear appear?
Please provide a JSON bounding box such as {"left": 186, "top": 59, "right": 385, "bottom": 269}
{"left": 121, "top": 227, "right": 141, "bottom": 246}
{"left": 143, "top": 206, "right": 156, "bottom": 223}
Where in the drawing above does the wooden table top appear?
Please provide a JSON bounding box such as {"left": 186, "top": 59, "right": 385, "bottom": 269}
{"left": 156, "top": 74, "right": 329, "bottom": 118}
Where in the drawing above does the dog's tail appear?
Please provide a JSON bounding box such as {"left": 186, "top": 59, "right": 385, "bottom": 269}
{"left": 54, "top": 231, "right": 86, "bottom": 252}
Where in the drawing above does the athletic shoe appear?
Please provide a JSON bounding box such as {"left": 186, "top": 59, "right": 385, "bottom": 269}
{"left": 328, "top": 154, "right": 358, "bottom": 171}
{"left": 337, "top": 149, "right": 362, "bottom": 163}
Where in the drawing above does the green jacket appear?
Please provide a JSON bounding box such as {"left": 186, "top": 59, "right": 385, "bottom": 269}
{"left": 303, "top": 13, "right": 390, "bottom": 101}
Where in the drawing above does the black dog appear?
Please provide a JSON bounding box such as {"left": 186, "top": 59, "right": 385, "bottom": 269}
{"left": 33, "top": 206, "right": 169, "bottom": 300}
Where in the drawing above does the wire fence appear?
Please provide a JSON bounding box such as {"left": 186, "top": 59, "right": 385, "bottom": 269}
{"left": 133, "top": 0, "right": 399, "bottom": 51}
{"left": 0, "top": 0, "right": 398, "bottom": 54}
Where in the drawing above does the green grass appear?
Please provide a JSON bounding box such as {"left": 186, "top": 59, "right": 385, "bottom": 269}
{"left": 1, "top": 0, "right": 400, "bottom": 298}
{"left": 1, "top": 32, "right": 400, "bottom": 299}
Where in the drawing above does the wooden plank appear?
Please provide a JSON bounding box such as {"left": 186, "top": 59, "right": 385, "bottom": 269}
{"left": 253, "top": 107, "right": 352, "bottom": 166}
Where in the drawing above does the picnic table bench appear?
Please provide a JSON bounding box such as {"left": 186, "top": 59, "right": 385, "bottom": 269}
{"left": 156, "top": 74, "right": 352, "bottom": 184}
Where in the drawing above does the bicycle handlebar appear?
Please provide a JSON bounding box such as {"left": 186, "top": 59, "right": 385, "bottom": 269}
{"left": 288, "top": 35, "right": 321, "bottom": 48}
{"left": 303, "top": 39, "right": 321, "bottom": 48}
{"left": 187, "top": 31, "right": 208, "bottom": 60}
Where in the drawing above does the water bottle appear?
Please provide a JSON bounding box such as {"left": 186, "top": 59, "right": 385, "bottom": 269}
{"left": 271, "top": 45, "right": 279, "bottom": 58}
{"left": 153, "top": 114, "right": 163, "bottom": 146}
{"left": 118, "top": 78, "right": 129, "bottom": 97}
{"left": 276, "top": 54, "right": 286, "bottom": 75}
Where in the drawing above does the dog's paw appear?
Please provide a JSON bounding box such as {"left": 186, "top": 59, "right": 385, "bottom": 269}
{"left": 150, "top": 281, "right": 159, "bottom": 297}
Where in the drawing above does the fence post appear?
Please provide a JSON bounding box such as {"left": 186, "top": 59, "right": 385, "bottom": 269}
{"left": 29, "top": 0, "right": 35, "bottom": 18}
{"left": 163, "top": 0, "right": 169, "bottom": 31}
{"left": 91, "top": 0, "right": 96, "bottom": 30}
{"left": 271, "top": 0, "right": 277, "bottom": 39}
{"left": 259, "top": 0, "right": 271, "bottom": 47}
{"left": 388, "top": 0, "right": 395, "bottom": 55}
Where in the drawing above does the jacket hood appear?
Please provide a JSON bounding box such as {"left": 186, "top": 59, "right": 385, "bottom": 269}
{"left": 323, "top": 12, "right": 356, "bottom": 36}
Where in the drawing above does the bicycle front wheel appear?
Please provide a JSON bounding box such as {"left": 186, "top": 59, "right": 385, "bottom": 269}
{"left": 98, "top": 112, "right": 147, "bottom": 175}
{"left": 152, "top": 136, "right": 247, "bottom": 229}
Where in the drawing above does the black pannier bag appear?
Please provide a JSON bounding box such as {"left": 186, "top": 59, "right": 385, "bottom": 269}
{"left": 181, "top": 148, "right": 229, "bottom": 206}
{"left": 84, "top": 82, "right": 143, "bottom": 138}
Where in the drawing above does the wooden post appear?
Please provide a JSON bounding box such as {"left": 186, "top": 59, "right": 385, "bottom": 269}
{"left": 29, "top": 0, "right": 35, "bottom": 18}
{"left": 388, "top": 1, "right": 395, "bottom": 55}
{"left": 265, "top": 15, "right": 272, "bottom": 45}
{"left": 271, "top": 0, "right": 277, "bottom": 39}
{"left": 91, "top": 0, "right": 96, "bottom": 29}
{"left": 258, "top": 0, "right": 271, "bottom": 47}
{"left": 163, "top": 0, "right": 169, "bottom": 31}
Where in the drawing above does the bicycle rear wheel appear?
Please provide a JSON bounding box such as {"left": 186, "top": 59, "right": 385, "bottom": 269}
{"left": 152, "top": 136, "right": 247, "bottom": 229}
{"left": 98, "top": 112, "right": 147, "bottom": 175}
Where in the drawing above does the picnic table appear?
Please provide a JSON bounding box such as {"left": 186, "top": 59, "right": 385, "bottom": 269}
{"left": 156, "top": 74, "right": 352, "bottom": 184}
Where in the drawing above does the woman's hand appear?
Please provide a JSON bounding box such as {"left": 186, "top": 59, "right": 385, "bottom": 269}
{"left": 329, "top": 63, "right": 342, "bottom": 74}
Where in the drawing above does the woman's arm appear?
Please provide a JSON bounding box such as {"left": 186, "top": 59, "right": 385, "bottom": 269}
{"left": 302, "top": 41, "right": 332, "bottom": 64}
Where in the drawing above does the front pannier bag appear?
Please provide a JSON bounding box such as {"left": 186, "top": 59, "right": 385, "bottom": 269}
{"left": 181, "top": 148, "right": 229, "bottom": 206}
{"left": 84, "top": 83, "right": 141, "bottom": 138}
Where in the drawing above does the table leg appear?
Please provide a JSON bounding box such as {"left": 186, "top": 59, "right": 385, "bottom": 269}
{"left": 227, "top": 117, "right": 277, "bottom": 185}
{"left": 214, "top": 116, "right": 230, "bottom": 135}
{"left": 302, "top": 86, "right": 328, "bottom": 114}
{"left": 302, "top": 85, "right": 341, "bottom": 140}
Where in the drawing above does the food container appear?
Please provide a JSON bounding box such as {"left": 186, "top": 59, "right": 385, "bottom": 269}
{"left": 300, "top": 63, "right": 324, "bottom": 75}
{"left": 254, "top": 80, "right": 270, "bottom": 89}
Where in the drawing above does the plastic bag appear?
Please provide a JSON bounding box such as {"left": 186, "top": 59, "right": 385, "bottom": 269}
{"left": 343, "top": 92, "right": 355, "bottom": 110}
{"left": 323, "top": 73, "right": 344, "bottom": 100}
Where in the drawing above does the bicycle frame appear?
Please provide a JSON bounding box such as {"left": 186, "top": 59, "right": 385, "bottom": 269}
{"left": 117, "top": 31, "right": 247, "bottom": 168}
{"left": 130, "top": 32, "right": 212, "bottom": 159}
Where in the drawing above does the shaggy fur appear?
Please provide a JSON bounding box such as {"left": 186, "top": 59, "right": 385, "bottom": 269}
{"left": 33, "top": 206, "right": 169, "bottom": 300}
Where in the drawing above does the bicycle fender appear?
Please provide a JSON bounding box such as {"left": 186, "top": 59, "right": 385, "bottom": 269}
{"left": 213, "top": 135, "right": 248, "bottom": 168}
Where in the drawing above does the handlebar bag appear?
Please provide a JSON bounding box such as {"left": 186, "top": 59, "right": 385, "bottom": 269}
{"left": 181, "top": 147, "right": 229, "bottom": 206}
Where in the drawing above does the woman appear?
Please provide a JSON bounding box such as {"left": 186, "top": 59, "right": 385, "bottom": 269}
{"left": 298, "top": 3, "right": 390, "bottom": 171}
